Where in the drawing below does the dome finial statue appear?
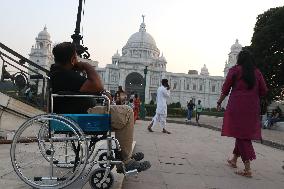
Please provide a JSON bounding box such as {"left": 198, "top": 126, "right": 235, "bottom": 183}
{"left": 139, "top": 15, "right": 146, "bottom": 32}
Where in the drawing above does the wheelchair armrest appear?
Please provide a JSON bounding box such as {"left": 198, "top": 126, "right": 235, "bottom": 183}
{"left": 50, "top": 92, "right": 110, "bottom": 114}
{"left": 55, "top": 91, "right": 101, "bottom": 96}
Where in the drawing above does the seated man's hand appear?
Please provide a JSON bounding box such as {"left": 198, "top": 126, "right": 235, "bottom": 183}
{"left": 73, "top": 61, "right": 87, "bottom": 72}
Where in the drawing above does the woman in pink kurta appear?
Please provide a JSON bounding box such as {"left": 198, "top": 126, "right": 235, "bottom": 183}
{"left": 217, "top": 50, "right": 268, "bottom": 177}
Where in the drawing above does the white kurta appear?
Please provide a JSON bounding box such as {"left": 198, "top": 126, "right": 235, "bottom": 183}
{"left": 152, "top": 85, "right": 170, "bottom": 129}
{"left": 156, "top": 85, "right": 170, "bottom": 115}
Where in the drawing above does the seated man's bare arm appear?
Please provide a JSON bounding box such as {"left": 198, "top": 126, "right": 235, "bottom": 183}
{"left": 75, "top": 62, "right": 104, "bottom": 93}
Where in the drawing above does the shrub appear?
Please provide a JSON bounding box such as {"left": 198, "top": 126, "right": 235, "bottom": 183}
{"left": 201, "top": 111, "right": 224, "bottom": 117}
{"left": 149, "top": 100, "right": 155, "bottom": 105}
{"left": 167, "top": 108, "right": 187, "bottom": 117}
{"left": 145, "top": 104, "right": 156, "bottom": 116}
{"left": 168, "top": 102, "right": 181, "bottom": 108}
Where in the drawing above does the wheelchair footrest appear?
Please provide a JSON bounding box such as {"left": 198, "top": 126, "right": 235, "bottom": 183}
{"left": 125, "top": 169, "right": 138, "bottom": 177}
{"left": 34, "top": 177, "right": 67, "bottom": 181}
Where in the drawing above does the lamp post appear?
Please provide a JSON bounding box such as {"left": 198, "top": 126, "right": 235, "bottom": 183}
{"left": 71, "top": 0, "right": 90, "bottom": 59}
{"left": 140, "top": 66, "right": 148, "bottom": 119}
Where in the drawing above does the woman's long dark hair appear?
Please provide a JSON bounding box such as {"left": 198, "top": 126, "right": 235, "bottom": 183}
{"left": 236, "top": 50, "right": 256, "bottom": 89}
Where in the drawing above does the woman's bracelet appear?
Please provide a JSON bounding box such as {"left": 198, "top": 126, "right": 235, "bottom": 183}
{"left": 217, "top": 101, "right": 222, "bottom": 105}
{"left": 100, "top": 89, "right": 111, "bottom": 96}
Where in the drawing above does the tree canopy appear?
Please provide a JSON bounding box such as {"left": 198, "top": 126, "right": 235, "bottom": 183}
{"left": 250, "top": 6, "right": 284, "bottom": 102}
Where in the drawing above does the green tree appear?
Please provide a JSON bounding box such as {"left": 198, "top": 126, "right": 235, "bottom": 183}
{"left": 250, "top": 6, "right": 284, "bottom": 101}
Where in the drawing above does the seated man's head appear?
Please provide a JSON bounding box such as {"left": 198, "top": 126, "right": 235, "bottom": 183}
{"left": 52, "top": 42, "right": 77, "bottom": 69}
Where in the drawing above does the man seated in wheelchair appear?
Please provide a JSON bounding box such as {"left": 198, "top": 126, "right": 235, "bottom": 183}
{"left": 50, "top": 42, "right": 151, "bottom": 172}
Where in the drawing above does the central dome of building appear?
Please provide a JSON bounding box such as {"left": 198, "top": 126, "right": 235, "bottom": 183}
{"left": 122, "top": 16, "right": 160, "bottom": 58}
{"left": 126, "top": 24, "right": 157, "bottom": 48}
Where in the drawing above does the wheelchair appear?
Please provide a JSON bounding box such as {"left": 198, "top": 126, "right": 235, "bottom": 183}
{"left": 10, "top": 93, "right": 138, "bottom": 189}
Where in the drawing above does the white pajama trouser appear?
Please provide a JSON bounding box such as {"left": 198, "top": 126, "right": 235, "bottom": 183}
{"left": 152, "top": 113, "right": 167, "bottom": 129}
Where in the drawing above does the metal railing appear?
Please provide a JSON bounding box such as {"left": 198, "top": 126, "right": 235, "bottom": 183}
{"left": 0, "top": 42, "right": 50, "bottom": 110}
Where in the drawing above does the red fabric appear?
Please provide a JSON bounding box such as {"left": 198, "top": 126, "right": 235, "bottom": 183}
{"left": 221, "top": 65, "right": 268, "bottom": 140}
{"left": 133, "top": 98, "right": 141, "bottom": 122}
{"left": 233, "top": 138, "right": 256, "bottom": 162}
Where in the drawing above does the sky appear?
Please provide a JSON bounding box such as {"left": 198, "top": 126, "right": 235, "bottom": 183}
{"left": 0, "top": 0, "right": 283, "bottom": 76}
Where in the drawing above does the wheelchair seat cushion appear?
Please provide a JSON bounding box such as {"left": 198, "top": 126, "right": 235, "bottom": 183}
{"left": 50, "top": 114, "right": 111, "bottom": 133}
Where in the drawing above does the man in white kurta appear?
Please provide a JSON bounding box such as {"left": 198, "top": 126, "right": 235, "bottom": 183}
{"left": 148, "top": 79, "right": 171, "bottom": 134}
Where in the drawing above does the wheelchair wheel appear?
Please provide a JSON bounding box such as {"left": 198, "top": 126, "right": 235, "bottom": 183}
{"left": 98, "top": 152, "right": 115, "bottom": 170}
{"left": 10, "top": 114, "right": 88, "bottom": 189}
{"left": 37, "top": 117, "right": 79, "bottom": 168}
{"left": 89, "top": 168, "right": 114, "bottom": 189}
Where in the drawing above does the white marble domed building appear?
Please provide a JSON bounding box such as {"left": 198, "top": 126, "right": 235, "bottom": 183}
{"left": 96, "top": 17, "right": 226, "bottom": 108}
{"left": 29, "top": 19, "right": 242, "bottom": 108}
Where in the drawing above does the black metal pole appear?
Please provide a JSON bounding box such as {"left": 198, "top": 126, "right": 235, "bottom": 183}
{"left": 140, "top": 66, "right": 148, "bottom": 119}
{"left": 71, "top": 0, "right": 83, "bottom": 46}
{"left": 71, "top": 0, "right": 90, "bottom": 59}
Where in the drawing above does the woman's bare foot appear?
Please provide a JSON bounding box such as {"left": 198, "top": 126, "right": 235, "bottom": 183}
{"left": 227, "top": 159, "right": 237, "bottom": 168}
{"left": 235, "top": 169, "right": 252, "bottom": 178}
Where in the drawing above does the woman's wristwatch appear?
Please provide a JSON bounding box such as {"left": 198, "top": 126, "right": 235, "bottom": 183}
{"left": 100, "top": 89, "right": 111, "bottom": 96}
{"left": 217, "top": 101, "right": 222, "bottom": 105}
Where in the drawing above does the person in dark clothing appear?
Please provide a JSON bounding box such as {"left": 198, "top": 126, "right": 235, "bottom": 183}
{"left": 49, "top": 42, "right": 150, "bottom": 172}
{"left": 186, "top": 100, "right": 195, "bottom": 122}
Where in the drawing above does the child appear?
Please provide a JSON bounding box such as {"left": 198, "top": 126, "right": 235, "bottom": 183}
{"left": 196, "top": 100, "right": 203, "bottom": 125}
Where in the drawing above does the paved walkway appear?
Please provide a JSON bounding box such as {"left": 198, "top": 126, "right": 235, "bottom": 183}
{"left": 151, "top": 115, "right": 284, "bottom": 149}
{"left": 122, "top": 120, "right": 284, "bottom": 189}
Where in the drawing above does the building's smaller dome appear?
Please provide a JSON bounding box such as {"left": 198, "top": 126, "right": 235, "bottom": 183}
{"left": 38, "top": 26, "right": 50, "bottom": 39}
{"left": 112, "top": 50, "right": 120, "bottom": 58}
{"left": 200, "top": 64, "right": 209, "bottom": 76}
{"left": 230, "top": 39, "right": 242, "bottom": 52}
{"left": 159, "top": 53, "right": 167, "bottom": 62}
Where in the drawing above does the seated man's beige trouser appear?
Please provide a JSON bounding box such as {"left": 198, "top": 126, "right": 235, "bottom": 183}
{"left": 88, "top": 105, "right": 134, "bottom": 163}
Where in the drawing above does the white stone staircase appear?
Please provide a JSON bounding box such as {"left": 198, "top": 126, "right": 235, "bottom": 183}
{"left": 0, "top": 92, "right": 44, "bottom": 139}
